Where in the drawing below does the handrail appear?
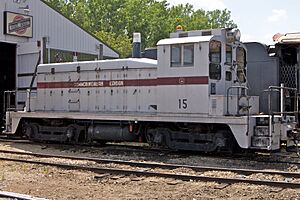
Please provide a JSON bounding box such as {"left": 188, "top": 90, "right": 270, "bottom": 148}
{"left": 3, "top": 90, "right": 16, "bottom": 115}
{"left": 263, "top": 84, "right": 298, "bottom": 149}
{"left": 264, "top": 85, "right": 298, "bottom": 118}
{"left": 3, "top": 90, "right": 37, "bottom": 113}
{"left": 28, "top": 51, "right": 41, "bottom": 112}
{"left": 226, "top": 86, "right": 249, "bottom": 116}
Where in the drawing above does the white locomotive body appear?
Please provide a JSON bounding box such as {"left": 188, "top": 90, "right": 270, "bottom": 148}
{"left": 3, "top": 28, "right": 297, "bottom": 152}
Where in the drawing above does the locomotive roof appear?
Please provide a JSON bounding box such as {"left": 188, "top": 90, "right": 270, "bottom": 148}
{"left": 157, "top": 35, "right": 213, "bottom": 46}
{"left": 273, "top": 32, "right": 300, "bottom": 44}
{"left": 38, "top": 58, "right": 157, "bottom": 73}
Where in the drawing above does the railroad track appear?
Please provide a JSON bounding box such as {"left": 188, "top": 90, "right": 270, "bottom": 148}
{"left": 0, "top": 137, "right": 173, "bottom": 156}
{"left": 0, "top": 190, "right": 47, "bottom": 200}
{"left": 1, "top": 136, "right": 300, "bottom": 167}
{"left": 2, "top": 135, "right": 300, "bottom": 168}
{"left": 0, "top": 136, "right": 28, "bottom": 142}
{"left": 0, "top": 150, "right": 300, "bottom": 189}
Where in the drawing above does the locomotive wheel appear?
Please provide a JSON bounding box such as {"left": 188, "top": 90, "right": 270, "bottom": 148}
{"left": 145, "top": 131, "right": 154, "bottom": 145}
{"left": 65, "top": 124, "right": 81, "bottom": 143}
{"left": 23, "top": 123, "right": 39, "bottom": 140}
{"left": 216, "top": 130, "right": 239, "bottom": 154}
{"left": 145, "top": 127, "right": 168, "bottom": 147}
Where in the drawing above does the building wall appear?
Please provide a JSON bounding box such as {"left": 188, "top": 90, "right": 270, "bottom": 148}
{"left": 0, "top": 0, "right": 119, "bottom": 108}
{"left": 0, "top": 0, "right": 118, "bottom": 58}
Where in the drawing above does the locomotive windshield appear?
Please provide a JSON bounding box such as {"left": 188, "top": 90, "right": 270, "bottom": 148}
{"left": 236, "top": 47, "right": 246, "bottom": 82}
{"left": 226, "top": 45, "right": 232, "bottom": 64}
{"left": 209, "top": 40, "right": 221, "bottom": 80}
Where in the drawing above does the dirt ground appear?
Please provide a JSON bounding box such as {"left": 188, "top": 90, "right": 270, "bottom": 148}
{"left": 0, "top": 142, "right": 300, "bottom": 199}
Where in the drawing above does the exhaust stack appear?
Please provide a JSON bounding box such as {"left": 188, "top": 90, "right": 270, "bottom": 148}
{"left": 132, "top": 32, "right": 141, "bottom": 58}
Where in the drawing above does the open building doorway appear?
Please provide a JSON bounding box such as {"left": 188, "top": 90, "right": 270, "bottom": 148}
{"left": 0, "top": 42, "right": 16, "bottom": 129}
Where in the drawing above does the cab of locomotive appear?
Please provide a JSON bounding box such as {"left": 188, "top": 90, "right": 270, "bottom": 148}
{"left": 206, "top": 30, "right": 259, "bottom": 116}
{"left": 156, "top": 28, "right": 259, "bottom": 116}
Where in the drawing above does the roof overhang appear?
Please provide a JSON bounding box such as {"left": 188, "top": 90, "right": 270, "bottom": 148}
{"left": 157, "top": 35, "right": 213, "bottom": 46}
{"left": 273, "top": 33, "right": 300, "bottom": 44}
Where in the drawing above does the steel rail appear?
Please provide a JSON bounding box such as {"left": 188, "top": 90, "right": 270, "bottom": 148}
{"left": 1, "top": 137, "right": 300, "bottom": 166}
{"left": 0, "top": 135, "right": 27, "bottom": 140}
{"left": 1, "top": 149, "right": 300, "bottom": 179}
{"left": 0, "top": 190, "right": 47, "bottom": 200}
{"left": 0, "top": 156, "right": 300, "bottom": 189}
{"left": 0, "top": 139, "right": 165, "bottom": 155}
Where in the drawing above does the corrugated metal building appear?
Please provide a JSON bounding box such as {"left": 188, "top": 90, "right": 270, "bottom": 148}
{"left": 0, "top": 0, "right": 119, "bottom": 121}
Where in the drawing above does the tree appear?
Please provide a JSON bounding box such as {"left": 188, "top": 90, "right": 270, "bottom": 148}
{"left": 118, "top": 0, "right": 170, "bottom": 49}
{"left": 44, "top": 0, "right": 237, "bottom": 56}
{"left": 166, "top": 4, "right": 194, "bottom": 31}
{"left": 206, "top": 9, "right": 237, "bottom": 29}
{"left": 85, "top": 0, "right": 125, "bottom": 33}
{"left": 44, "top": 0, "right": 66, "bottom": 10}
{"left": 95, "top": 31, "right": 132, "bottom": 58}
{"left": 187, "top": 9, "right": 209, "bottom": 30}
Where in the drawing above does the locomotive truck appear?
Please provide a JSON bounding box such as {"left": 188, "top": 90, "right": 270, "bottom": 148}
{"left": 3, "top": 28, "right": 300, "bottom": 152}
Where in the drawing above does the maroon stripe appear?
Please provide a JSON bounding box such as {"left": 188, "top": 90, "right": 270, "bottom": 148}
{"left": 37, "top": 76, "right": 208, "bottom": 89}
{"left": 157, "top": 76, "right": 208, "bottom": 85}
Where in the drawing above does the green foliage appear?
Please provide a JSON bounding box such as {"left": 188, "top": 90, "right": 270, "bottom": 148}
{"left": 206, "top": 9, "right": 237, "bottom": 29}
{"left": 44, "top": 0, "right": 237, "bottom": 57}
{"left": 95, "top": 31, "right": 132, "bottom": 58}
{"left": 117, "top": 0, "right": 170, "bottom": 49}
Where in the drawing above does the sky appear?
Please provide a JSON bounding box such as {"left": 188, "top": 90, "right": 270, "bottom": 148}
{"left": 167, "top": 0, "right": 300, "bottom": 45}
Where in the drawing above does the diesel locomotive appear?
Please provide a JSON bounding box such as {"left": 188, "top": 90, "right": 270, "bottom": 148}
{"left": 3, "top": 28, "right": 300, "bottom": 152}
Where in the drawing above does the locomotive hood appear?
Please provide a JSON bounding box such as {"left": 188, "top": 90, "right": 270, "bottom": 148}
{"left": 37, "top": 58, "right": 158, "bottom": 73}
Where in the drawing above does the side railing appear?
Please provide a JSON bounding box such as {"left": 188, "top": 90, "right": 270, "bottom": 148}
{"left": 226, "top": 86, "right": 249, "bottom": 116}
{"left": 2, "top": 91, "right": 16, "bottom": 132}
{"left": 265, "top": 84, "right": 298, "bottom": 120}
{"left": 2, "top": 90, "right": 37, "bottom": 133}
{"left": 2, "top": 51, "right": 40, "bottom": 132}
{"left": 3, "top": 91, "right": 17, "bottom": 113}
{"left": 263, "top": 84, "right": 298, "bottom": 151}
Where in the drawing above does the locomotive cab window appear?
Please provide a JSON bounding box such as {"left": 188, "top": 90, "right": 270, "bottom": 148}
{"left": 171, "top": 45, "right": 181, "bottom": 67}
{"left": 183, "top": 44, "right": 194, "bottom": 66}
{"left": 226, "top": 45, "right": 232, "bottom": 64}
{"left": 226, "top": 71, "right": 232, "bottom": 81}
{"left": 209, "top": 40, "right": 221, "bottom": 80}
{"left": 171, "top": 44, "right": 194, "bottom": 67}
{"left": 236, "top": 47, "right": 246, "bottom": 83}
